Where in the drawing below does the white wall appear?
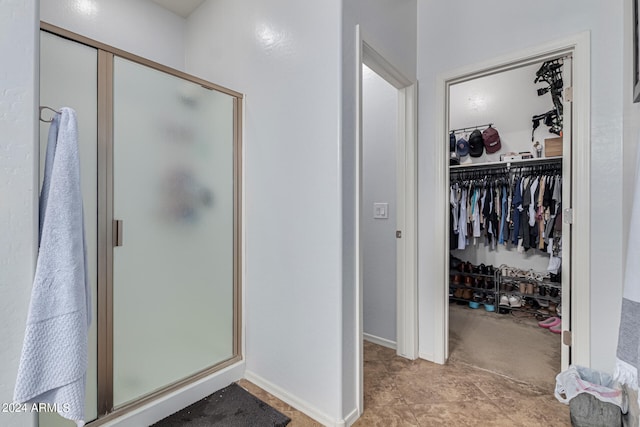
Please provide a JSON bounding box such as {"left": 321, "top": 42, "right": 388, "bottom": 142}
{"left": 341, "top": 0, "right": 417, "bottom": 419}
{"left": 450, "top": 62, "right": 560, "bottom": 163}
{"left": 0, "top": 2, "right": 39, "bottom": 426}
{"left": 40, "top": 0, "right": 186, "bottom": 70}
{"left": 362, "top": 65, "right": 398, "bottom": 345}
{"left": 185, "top": 1, "right": 345, "bottom": 424}
{"left": 418, "top": 0, "right": 624, "bottom": 372}
{"left": 1, "top": 1, "right": 231, "bottom": 426}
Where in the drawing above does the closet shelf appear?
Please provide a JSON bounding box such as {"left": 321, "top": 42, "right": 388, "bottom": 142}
{"left": 450, "top": 156, "right": 562, "bottom": 172}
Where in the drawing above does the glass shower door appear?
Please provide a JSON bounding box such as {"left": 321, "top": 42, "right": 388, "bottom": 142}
{"left": 39, "top": 30, "right": 99, "bottom": 427}
{"left": 112, "top": 57, "right": 236, "bottom": 407}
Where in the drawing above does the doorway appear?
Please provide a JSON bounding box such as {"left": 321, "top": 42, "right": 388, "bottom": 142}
{"left": 433, "top": 32, "right": 591, "bottom": 372}
{"left": 362, "top": 64, "right": 399, "bottom": 350}
{"left": 447, "top": 57, "right": 569, "bottom": 389}
{"left": 355, "top": 25, "right": 418, "bottom": 415}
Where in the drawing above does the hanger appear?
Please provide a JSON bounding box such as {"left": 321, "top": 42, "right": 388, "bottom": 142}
{"left": 39, "top": 106, "right": 60, "bottom": 123}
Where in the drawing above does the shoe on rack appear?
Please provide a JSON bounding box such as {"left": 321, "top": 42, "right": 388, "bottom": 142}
{"left": 501, "top": 265, "right": 509, "bottom": 276}
{"left": 537, "top": 298, "right": 549, "bottom": 308}
{"left": 539, "top": 286, "right": 547, "bottom": 296}
{"left": 462, "top": 288, "right": 473, "bottom": 300}
{"left": 538, "top": 316, "right": 561, "bottom": 328}
{"left": 525, "top": 282, "right": 535, "bottom": 295}
{"left": 508, "top": 295, "right": 522, "bottom": 308}
{"left": 450, "top": 254, "right": 463, "bottom": 270}
{"left": 499, "top": 295, "right": 510, "bottom": 306}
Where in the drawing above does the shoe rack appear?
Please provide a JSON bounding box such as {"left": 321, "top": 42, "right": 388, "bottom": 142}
{"left": 449, "top": 261, "right": 561, "bottom": 318}
{"left": 449, "top": 261, "right": 498, "bottom": 312}
{"left": 497, "top": 267, "right": 561, "bottom": 316}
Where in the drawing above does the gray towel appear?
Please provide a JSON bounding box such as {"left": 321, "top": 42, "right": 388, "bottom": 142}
{"left": 14, "top": 108, "right": 90, "bottom": 425}
{"left": 615, "top": 133, "right": 640, "bottom": 410}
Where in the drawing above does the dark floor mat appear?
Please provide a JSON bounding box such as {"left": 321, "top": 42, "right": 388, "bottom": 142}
{"left": 151, "top": 383, "right": 291, "bottom": 426}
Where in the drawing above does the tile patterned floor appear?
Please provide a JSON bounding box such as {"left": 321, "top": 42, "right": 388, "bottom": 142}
{"left": 239, "top": 340, "right": 570, "bottom": 426}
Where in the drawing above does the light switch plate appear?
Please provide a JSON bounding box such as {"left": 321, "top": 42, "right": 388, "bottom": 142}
{"left": 373, "top": 202, "right": 388, "bottom": 219}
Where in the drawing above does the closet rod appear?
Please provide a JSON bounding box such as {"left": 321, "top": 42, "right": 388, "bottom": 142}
{"left": 450, "top": 123, "right": 493, "bottom": 134}
{"left": 450, "top": 157, "right": 562, "bottom": 174}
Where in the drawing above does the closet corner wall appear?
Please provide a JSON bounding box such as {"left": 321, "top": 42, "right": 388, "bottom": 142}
{"left": 39, "top": 24, "right": 243, "bottom": 426}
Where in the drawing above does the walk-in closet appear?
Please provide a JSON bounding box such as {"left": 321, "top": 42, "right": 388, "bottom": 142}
{"left": 447, "top": 56, "right": 571, "bottom": 391}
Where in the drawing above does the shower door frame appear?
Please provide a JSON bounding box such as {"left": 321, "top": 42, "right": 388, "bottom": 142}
{"left": 41, "top": 22, "right": 243, "bottom": 424}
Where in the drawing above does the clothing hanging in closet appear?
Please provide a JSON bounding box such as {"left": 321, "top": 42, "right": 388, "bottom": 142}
{"left": 450, "top": 164, "right": 562, "bottom": 271}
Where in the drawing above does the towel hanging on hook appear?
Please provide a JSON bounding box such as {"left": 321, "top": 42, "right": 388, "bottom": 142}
{"left": 39, "top": 106, "right": 60, "bottom": 123}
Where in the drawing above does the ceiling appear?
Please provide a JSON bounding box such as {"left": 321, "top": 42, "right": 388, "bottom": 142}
{"left": 150, "top": 0, "right": 206, "bottom": 18}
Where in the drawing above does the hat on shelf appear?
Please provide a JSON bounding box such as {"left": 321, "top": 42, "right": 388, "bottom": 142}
{"left": 456, "top": 137, "right": 469, "bottom": 157}
{"left": 450, "top": 151, "right": 460, "bottom": 166}
{"left": 482, "top": 125, "right": 502, "bottom": 154}
{"left": 468, "top": 129, "right": 484, "bottom": 157}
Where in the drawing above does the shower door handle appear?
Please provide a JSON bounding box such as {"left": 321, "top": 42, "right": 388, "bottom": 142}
{"left": 114, "top": 219, "right": 123, "bottom": 247}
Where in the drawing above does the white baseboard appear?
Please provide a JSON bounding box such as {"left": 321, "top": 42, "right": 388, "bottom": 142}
{"left": 102, "top": 361, "right": 245, "bottom": 427}
{"left": 419, "top": 351, "right": 442, "bottom": 364}
{"left": 343, "top": 407, "right": 360, "bottom": 426}
{"left": 363, "top": 333, "right": 396, "bottom": 350}
{"left": 244, "top": 370, "right": 352, "bottom": 427}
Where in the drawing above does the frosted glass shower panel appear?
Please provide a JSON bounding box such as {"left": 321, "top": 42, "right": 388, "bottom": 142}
{"left": 113, "top": 57, "right": 235, "bottom": 406}
{"left": 39, "top": 31, "right": 99, "bottom": 427}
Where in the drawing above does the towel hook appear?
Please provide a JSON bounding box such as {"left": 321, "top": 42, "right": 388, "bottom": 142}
{"left": 39, "top": 106, "right": 60, "bottom": 123}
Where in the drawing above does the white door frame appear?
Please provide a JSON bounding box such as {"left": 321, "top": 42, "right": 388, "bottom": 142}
{"left": 433, "top": 32, "right": 591, "bottom": 369}
{"left": 355, "top": 25, "right": 418, "bottom": 414}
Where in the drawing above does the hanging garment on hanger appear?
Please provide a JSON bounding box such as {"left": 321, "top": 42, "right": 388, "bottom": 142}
{"left": 520, "top": 176, "right": 532, "bottom": 251}
{"left": 528, "top": 176, "right": 539, "bottom": 228}
{"left": 499, "top": 185, "right": 507, "bottom": 245}
{"left": 512, "top": 176, "right": 523, "bottom": 246}
{"left": 538, "top": 176, "right": 547, "bottom": 250}
{"left": 451, "top": 185, "right": 459, "bottom": 235}
{"left": 458, "top": 188, "right": 468, "bottom": 250}
{"left": 472, "top": 187, "right": 481, "bottom": 239}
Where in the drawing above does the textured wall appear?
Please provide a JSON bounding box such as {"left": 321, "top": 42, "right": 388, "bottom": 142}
{"left": 40, "top": 0, "right": 186, "bottom": 70}
{"left": 0, "top": 1, "right": 39, "bottom": 426}
{"left": 418, "top": 0, "right": 624, "bottom": 372}
{"left": 186, "top": 1, "right": 344, "bottom": 423}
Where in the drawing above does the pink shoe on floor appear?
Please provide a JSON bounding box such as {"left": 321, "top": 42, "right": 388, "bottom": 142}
{"left": 538, "top": 316, "right": 561, "bottom": 328}
{"left": 549, "top": 323, "right": 562, "bottom": 334}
